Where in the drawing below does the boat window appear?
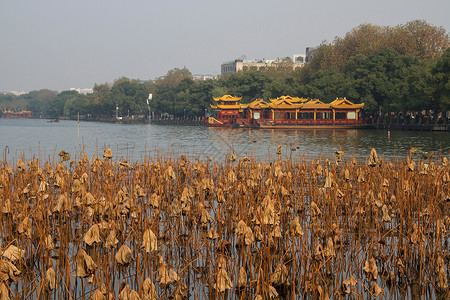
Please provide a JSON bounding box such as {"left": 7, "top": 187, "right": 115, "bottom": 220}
{"left": 335, "top": 112, "right": 347, "bottom": 120}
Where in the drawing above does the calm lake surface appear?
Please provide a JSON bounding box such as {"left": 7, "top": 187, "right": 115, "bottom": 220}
{"left": 1, "top": 118, "right": 449, "bottom": 162}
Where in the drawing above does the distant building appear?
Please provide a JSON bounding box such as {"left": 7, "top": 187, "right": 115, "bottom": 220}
{"left": 293, "top": 54, "right": 306, "bottom": 64}
{"left": 221, "top": 48, "right": 314, "bottom": 76}
{"left": 305, "top": 47, "right": 316, "bottom": 63}
{"left": 70, "top": 88, "right": 93, "bottom": 94}
{"left": 193, "top": 74, "right": 218, "bottom": 81}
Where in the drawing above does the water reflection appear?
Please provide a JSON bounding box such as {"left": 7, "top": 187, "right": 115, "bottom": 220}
{"left": 1, "top": 119, "right": 449, "bottom": 162}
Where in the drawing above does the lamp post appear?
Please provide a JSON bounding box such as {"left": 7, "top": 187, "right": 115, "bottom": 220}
{"left": 147, "top": 93, "right": 152, "bottom": 122}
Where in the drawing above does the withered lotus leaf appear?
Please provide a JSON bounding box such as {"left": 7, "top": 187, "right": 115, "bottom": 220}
{"left": 54, "top": 174, "right": 65, "bottom": 188}
{"left": 363, "top": 257, "right": 378, "bottom": 280}
{"left": 164, "top": 166, "right": 176, "bottom": 181}
{"left": 324, "top": 172, "right": 333, "bottom": 188}
{"left": 436, "top": 219, "right": 446, "bottom": 236}
{"left": 243, "top": 226, "right": 255, "bottom": 245}
{"left": 271, "top": 263, "right": 288, "bottom": 285}
{"left": 437, "top": 266, "right": 448, "bottom": 290}
{"left": 316, "top": 164, "right": 323, "bottom": 176}
{"left": 44, "top": 234, "right": 54, "bottom": 251}
{"left": 227, "top": 170, "right": 236, "bottom": 183}
{"left": 118, "top": 284, "right": 131, "bottom": 300}
{"left": 207, "top": 228, "right": 219, "bottom": 240}
{"left": 341, "top": 275, "right": 357, "bottom": 295}
{"left": 156, "top": 262, "right": 171, "bottom": 285}
{"left": 268, "top": 285, "right": 279, "bottom": 298}
{"left": 53, "top": 194, "right": 72, "bottom": 213}
{"left": 119, "top": 161, "right": 132, "bottom": 170}
{"left": 317, "top": 285, "right": 329, "bottom": 300}
{"left": 0, "top": 282, "right": 10, "bottom": 300}
{"left": 143, "top": 277, "right": 157, "bottom": 300}
{"left": 18, "top": 216, "right": 32, "bottom": 239}
{"left": 45, "top": 267, "right": 57, "bottom": 291}
{"left": 142, "top": 229, "right": 157, "bottom": 253}
{"left": 290, "top": 217, "right": 304, "bottom": 236}
{"left": 115, "top": 244, "right": 133, "bottom": 265}
{"left": 103, "top": 148, "right": 113, "bottom": 159}
{"left": 276, "top": 145, "right": 282, "bottom": 155}
{"left": 410, "top": 224, "right": 425, "bottom": 244}
{"left": 80, "top": 172, "right": 88, "bottom": 184}
{"left": 263, "top": 201, "right": 276, "bottom": 225}
{"left": 84, "top": 224, "right": 101, "bottom": 246}
{"left": 217, "top": 255, "right": 227, "bottom": 269}
{"left": 104, "top": 229, "right": 119, "bottom": 249}
{"left": 149, "top": 193, "right": 160, "bottom": 208}
{"left": 371, "top": 282, "right": 383, "bottom": 297}
{"left": 236, "top": 220, "right": 247, "bottom": 236}
{"left": 213, "top": 268, "right": 233, "bottom": 293}
{"left": 271, "top": 225, "right": 282, "bottom": 239}
{"left": 344, "top": 168, "right": 350, "bottom": 180}
{"left": 315, "top": 244, "right": 324, "bottom": 261}
{"left": 216, "top": 188, "right": 225, "bottom": 203}
{"left": 38, "top": 181, "right": 49, "bottom": 193}
{"left": 0, "top": 260, "right": 21, "bottom": 282}
{"left": 368, "top": 148, "right": 379, "bottom": 167}
{"left": 2, "top": 245, "right": 25, "bottom": 263}
{"left": 90, "top": 289, "right": 105, "bottom": 300}
{"left": 169, "top": 269, "right": 180, "bottom": 282}
{"left": 200, "top": 208, "right": 211, "bottom": 225}
{"left": 381, "top": 204, "right": 391, "bottom": 222}
{"left": 16, "top": 159, "right": 26, "bottom": 171}
{"left": 324, "top": 237, "right": 335, "bottom": 258}
{"left": 274, "top": 165, "right": 283, "bottom": 178}
{"left": 72, "top": 179, "right": 81, "bottom": 194}
{"left": 237, "top": 267, "right": 247, "bottom": 288}
{"left": 84, "top": 192, "right": 95, "bottom": 206}
{"left": 310, "top": 201, "right": 321, "bottom": 218}
{"left": 1, "top": 198, "right": 11, "bottom": 214}
{"left": 76, "top": 249, "right": 97, "bottom": 278}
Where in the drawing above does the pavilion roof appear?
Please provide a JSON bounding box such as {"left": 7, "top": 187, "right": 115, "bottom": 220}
{"left": 243, "top": 99, "right": 270, "bottom": 109}
{"left": 329, "top": 98, "right": 364, "bottom": 109}
{"left": 212, "top": 95, "right": 242, "bottom": 102}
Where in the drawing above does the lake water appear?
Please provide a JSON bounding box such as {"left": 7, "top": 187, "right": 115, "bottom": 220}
{"left": 1, "top": 118, "right": 449, "bottom": 162}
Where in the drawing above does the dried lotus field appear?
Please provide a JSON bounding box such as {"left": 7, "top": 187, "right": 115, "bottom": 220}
{"left": 0, "top": 147, "right": 449, "bottom": 299}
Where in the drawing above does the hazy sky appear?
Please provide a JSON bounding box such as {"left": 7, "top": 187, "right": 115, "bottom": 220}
{"left": 1, "top": 0, "right": 449, "bottom": 92}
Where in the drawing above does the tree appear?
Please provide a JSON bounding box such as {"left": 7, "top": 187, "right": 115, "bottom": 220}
{"left": 45, "top": 90, "right": 80, "bottom": 117}
{"left": 431, "top": 48, "right": 450, "bottom": 110}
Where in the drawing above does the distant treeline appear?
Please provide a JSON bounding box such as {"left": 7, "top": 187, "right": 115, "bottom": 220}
{"left": 1, "top": 20, "right": 449, "bottom": 119}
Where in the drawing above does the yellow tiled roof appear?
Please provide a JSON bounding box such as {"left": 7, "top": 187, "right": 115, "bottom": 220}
{"left": 212, "top": 95, "right": 242, "bottom": 102}
{"left": 330, "top": 98, "right": 364, "bottom": 109}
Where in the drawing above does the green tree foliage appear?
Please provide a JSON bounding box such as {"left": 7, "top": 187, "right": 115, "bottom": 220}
{"left": 45, "top": 90, "right": 80, "bottom": 117}
{"left": 431, "top": 48, "right": 450, "bottom": 110}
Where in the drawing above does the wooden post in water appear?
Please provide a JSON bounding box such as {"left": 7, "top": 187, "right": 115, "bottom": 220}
{"left": 77, "top": 112, "right": 80, "bottom": 146}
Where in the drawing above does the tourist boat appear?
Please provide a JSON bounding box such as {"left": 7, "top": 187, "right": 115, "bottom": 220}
{"left": 207, "top": 95, "right": 365, "bottom": 129}
{"left": 1, "top": 110, "right": 32, "bottom": 118}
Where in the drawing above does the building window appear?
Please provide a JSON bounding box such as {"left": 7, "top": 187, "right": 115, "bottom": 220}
{"left": 298, "top": 112, "right": 314, "bottom": 119}
{"left": 335, "top": 112, "right": 347, "bottom": 120}
{"left": 274, "top": 112, "right": 283, "bottom": 119}
{"left": 284, "top": 112, "right": 295, "bottom": 119}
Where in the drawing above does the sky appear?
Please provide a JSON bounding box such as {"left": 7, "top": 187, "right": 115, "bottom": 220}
{"left": 1, "top": 0, "right": 449, "bottom": 93}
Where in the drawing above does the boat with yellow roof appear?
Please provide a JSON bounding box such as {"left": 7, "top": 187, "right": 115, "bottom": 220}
{"left": 207, "top": 95, "right": 366, "bottom": 129}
